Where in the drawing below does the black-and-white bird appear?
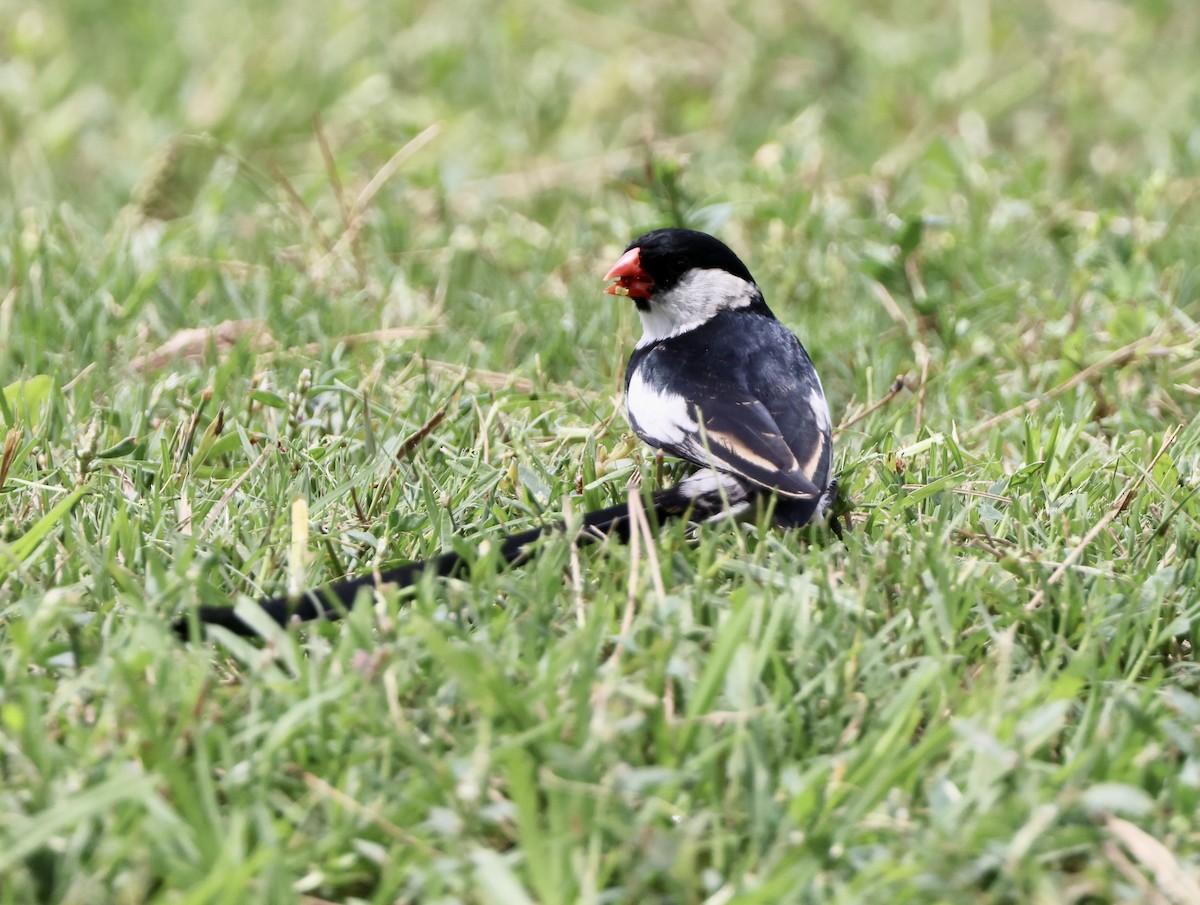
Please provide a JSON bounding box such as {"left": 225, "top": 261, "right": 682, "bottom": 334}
{"left": 175, "top": 228, "right": 836, "bottom": 640}
{"left": 605, "top": 228, "right": 836, "bottom": 528}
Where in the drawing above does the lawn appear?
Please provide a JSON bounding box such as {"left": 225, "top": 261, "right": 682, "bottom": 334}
{"left": 2, "top": 0, "right": 1200, "bottom": 901}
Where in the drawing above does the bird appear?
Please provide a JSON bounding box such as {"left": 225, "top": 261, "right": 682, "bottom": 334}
{"left": 606, "top": 228, "right": 836, "bottom": 529}
{"left": 174, "top": 228, "right": 836, "bottom": 640}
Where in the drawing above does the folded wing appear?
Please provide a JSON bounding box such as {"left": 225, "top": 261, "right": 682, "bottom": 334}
{"left": 627, "top": 356, "right": 829, "bottom": 500}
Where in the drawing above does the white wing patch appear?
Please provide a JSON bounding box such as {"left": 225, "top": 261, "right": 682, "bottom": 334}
{"left": 626, "top": 369, "right": 698, "bottom": 449}
{"left": 809, "top": 386, "right": 831, "bottom": 433}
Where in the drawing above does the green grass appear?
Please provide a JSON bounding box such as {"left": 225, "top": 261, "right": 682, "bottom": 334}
{"left": 3, "top": 0, "right": 1200, "bottom": 901}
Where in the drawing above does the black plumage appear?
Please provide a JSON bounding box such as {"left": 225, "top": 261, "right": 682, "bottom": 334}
{"left": 626, "top": 310, "right": 832, "bottom": 525}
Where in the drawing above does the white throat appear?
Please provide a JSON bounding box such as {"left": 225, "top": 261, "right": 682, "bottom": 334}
{"left": 636, "top": 268, "right": 761, "bottom": 346}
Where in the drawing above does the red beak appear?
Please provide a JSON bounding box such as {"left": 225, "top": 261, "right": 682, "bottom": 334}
{"left": 604, "top": 247, "right": 654, "bottom": 299}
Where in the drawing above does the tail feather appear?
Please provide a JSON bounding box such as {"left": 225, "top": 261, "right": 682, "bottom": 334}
{"left": 173, "top": 483, "right": 702, "bottom": 641}
{"left": 171, "top": 469, "right": 833, "bottom": 641}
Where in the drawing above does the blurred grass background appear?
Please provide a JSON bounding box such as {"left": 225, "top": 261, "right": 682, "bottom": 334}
{"left": 2, "top": 0, "right": 1200, "bottom": 902}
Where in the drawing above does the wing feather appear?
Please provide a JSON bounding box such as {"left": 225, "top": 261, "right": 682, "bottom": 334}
{"left": 626, "top": 310, "right": 832, "bottom": 500}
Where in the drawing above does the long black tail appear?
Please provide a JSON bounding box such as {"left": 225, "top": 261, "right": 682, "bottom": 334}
{"left": 172, "top": 470, "right": 842, "bottom": 641}
{"left": 172, "top": 480, "right": 713, "bottom": 641}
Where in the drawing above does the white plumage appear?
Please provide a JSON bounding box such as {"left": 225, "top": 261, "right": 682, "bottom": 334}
{"left": 634, "top": 268, "right": 759, "bottom": 346}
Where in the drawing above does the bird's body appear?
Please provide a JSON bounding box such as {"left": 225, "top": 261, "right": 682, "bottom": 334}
{"left": 626, "top": 310, "right": 832, "bottom": 525}
{"left": 177, "top": 227, "right": 837, "bottom": 639}
{"left": 607, "top": 228, "right": 835, "bottom": 527}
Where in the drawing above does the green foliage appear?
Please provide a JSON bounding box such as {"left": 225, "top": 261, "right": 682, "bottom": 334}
{"left": 2, "top": 0, "right": 1199, "bottom": 901}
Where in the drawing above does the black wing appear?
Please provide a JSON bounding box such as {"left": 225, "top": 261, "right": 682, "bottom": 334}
{"left": 626, "top": 309, "right": 832, "bottom": 499}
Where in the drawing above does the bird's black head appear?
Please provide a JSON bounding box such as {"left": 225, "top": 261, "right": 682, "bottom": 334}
{"left": 605, "top": 229, "right": 757, "bottom": 308}
{"left": 604, "top": 229, "right": 768, "bottom": 340}
{"left": 629, "top": 228, "right": 757, "bottom": 291}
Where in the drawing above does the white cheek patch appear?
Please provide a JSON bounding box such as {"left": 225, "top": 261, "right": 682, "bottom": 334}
{"left": 627, "top": 369, "right": 697, "bottom": 448}
{"left": 636, "top": 268, "right": 760, "bottom": 346}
